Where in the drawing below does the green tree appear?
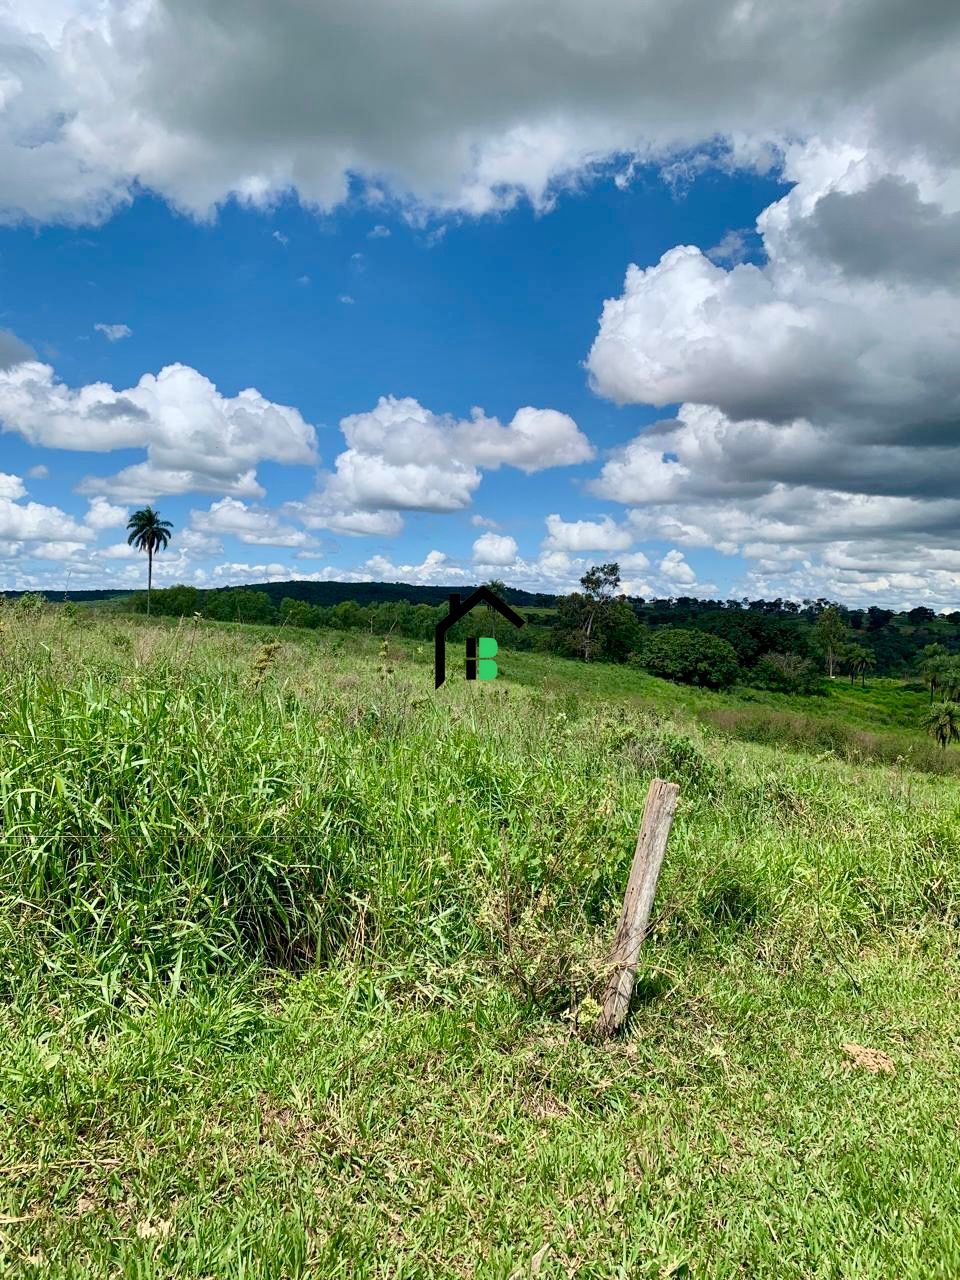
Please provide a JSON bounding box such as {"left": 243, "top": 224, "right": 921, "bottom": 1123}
{"left": 924, "top": 701, "right": 960, "bottom": 751}
{"left": 481, "top": 579, "right": 509, "bottom": 639}
{"left": 813, "top": 606, "right": 848, "bottom": 679}
{"left": 601, "top": 600, "right": 645, "bottom": 663}
{"left": 839, "top": 641, "right": 858, "bottom": 684}
{"left": 581, "top": 564, "right": 622, "bottom": 654}
{"left": 580, "top": 563, "right": 622, "bottom": 601}
{"left": 229, "top": 590, "right": 276, "bottom": 624}
{"left": 145, "top": 584, "right": 201, "bottom": 617}
{"left": 840, "top": 642, "right": 873, "bottom": 685}
{"left": 331, "top": 600, "right": 364, "bottom": 630}
{"left": 14, "top": 591, "right": 46, "bottom": 618}
{"left": 125, "top": 507, "right": 174, "bottom": 616}
{"left": 205, "top": 588, "right": 275, "bottom": 624}
{"left": 279, "top": 598, "right": 317, "bottom": 629}
{"left": 643, "top": 628, "right": 740, "bottom": 689}
{"left": 558, "top": 563, "right": 623, "bottom": 661}
{"left": 413, "top": 604, "right": 440, "bottom": 640}
{"left": 553, "top": 592, "right": 591, "bottom": 660}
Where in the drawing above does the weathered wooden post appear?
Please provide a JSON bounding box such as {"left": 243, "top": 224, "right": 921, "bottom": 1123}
{"left": 598, "top": 777, "right": 679, "bottom": 1037}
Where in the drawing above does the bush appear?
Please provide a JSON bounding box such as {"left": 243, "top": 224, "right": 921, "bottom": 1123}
{"left": 643, "top": 628, "right": 740, "bottom": 689}
{"left": 751, "top": 651, "right": 823, "bottom": 695}
{"left": 14, "top": 591, "right": 46, "bottom": 618}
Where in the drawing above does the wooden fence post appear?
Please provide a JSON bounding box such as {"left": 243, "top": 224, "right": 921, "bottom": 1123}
{"left": 598, "top": 778, "right": 679, "bottom": 1037}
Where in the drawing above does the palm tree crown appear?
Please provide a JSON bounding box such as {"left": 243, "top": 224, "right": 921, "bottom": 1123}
{"left": 924, "top": 701, "right": 960, "bottom": 751}
{"left": 126, "top": 507, "right": 174, "bottom": 615}
{"left": 918, "top": 643, "right": 950, "bottom": 702}
{"left": 940, "top": 658, "right": 960, "bottom": 702}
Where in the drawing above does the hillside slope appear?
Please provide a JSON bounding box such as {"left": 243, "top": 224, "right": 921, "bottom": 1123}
{"left": 1, "top": 611, "right": 958, "bottom": 1276}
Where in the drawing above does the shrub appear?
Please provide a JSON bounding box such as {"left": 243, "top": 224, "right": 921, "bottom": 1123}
{"left": 627, "top": 639, "right": 649, "bottom": 668}
{"left": 14, "top": 591, "right": 46, "bottom": 617}
{"left": 643, "top": 628, "right": 740, "bottom": 689}
{"left": 751, "top": 651, "right": 823, "bottom": 695}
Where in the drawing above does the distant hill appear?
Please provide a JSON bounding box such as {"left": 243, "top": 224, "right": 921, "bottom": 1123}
{"left": 228, "top": 579, "right": 560, "bottom": 609}
{"left": 0, "top": 579, "right": 561, "bottom": 608}
{"left": 1, "top": 587, "right": 136, "bottom": 603}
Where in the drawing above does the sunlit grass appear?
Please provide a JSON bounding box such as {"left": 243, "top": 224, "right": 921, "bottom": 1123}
{"left": 1, "top": 604, "right": 958, "bottom": 1277}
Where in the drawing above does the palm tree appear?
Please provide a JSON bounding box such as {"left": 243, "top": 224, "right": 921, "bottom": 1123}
{"left": 126, "top": 507, "right": 173, "bottom": 616}
{"left": 858, "top": 649, "right": 876, "bottom": 687}
{"left": 841, "top": 642, "right": 865, "bottom": 684}
{"left": 939, "top": 658, "right": 960, "bottom": 702}
{"left": 918, "top": 643, "right": 949, "bottom": 702}
{"left": 923, "top": 701, "right": 960, "bottom": 751}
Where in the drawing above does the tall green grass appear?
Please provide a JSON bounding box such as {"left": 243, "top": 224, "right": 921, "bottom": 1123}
{"left": 699, "top": 703, "right": 960, "bottom": 774}
{"left": 1, "top": 605, "right": 957, "bottom": 1000}
{"left": 0, "top": 609, "right": 709, "bottom": 995}
{"left": 2, "top": 605, "right": 960, "bottom": 1277}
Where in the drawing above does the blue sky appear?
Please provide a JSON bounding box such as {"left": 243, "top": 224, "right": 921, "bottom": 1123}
{"left": 0, "top": 168, "right": 782, "bottom": 597}
{"left": 1, "top": 1, "right": 959, "bottom": 607}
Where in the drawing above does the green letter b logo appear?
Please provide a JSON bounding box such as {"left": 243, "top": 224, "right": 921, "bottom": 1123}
{"left": 478, "top": 636, "right": 498, "bottom": 680}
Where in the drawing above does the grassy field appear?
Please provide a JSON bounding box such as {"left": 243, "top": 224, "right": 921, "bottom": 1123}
{"left": 502, "top": 649, "right": 957, "bottom": 775}
{"left": 1, "top": 604, "right": 959, "bottom": 1277}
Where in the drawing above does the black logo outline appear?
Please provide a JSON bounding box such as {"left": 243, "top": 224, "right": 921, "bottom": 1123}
{"left": 434, "top": 588, "right": 525, "bottom": 688}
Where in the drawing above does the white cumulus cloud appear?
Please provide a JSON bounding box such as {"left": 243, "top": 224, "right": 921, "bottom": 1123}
{"left": 363, "top": 549, "right": 466, "bottom": 585}
{"left": 0, "top": 361, "right": 317, "bottom": 500}
{"left": 587, "top": 138, "right": 960, "bottom": 606}
{"left": 659, "top": 548, "right": 696, "bottom": 584}
{"left": 191, "top": 496, "right": 315, "bottom": 548}
{"left": 0, "top": 473, "right": 26, "bottom": 500}
{"left": 543, "top": 513, "right": 633, "bottom": 552}
{"left": 0, "top": 490, "right": 91, "bottom": 547}
{"left": 293, "top": 395, "right": 591, "bottom": 535}
{"left": 472, "top": 532, "right": 518, "bottom": 565}
{"left": 84, "top": 496, "right": 128, "bottom": 529}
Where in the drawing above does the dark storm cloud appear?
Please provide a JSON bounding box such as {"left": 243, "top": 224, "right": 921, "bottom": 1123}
{"left": 2, "top": 0, "right": 960, "bottom": 219}
{"left": 798, "top": 177, "right": 960, "bottom": 284}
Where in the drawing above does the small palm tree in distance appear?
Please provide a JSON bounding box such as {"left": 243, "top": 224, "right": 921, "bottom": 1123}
{"left": 126, "top": 506, "right": 173, "bottom": 616}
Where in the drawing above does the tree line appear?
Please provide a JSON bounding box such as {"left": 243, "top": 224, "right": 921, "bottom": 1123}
{"left": 27, "top": 505, "right": 959, "bottom": 745}
{"left": 75, "top": 507, "right": 960, "bottom": 693}
{"left": 123, "top": 563, "right": 960, "bottom": 696}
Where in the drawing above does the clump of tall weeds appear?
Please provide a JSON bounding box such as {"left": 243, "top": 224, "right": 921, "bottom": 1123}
{"left": 251, "top": 640, "right": 283, "bottom": 689}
